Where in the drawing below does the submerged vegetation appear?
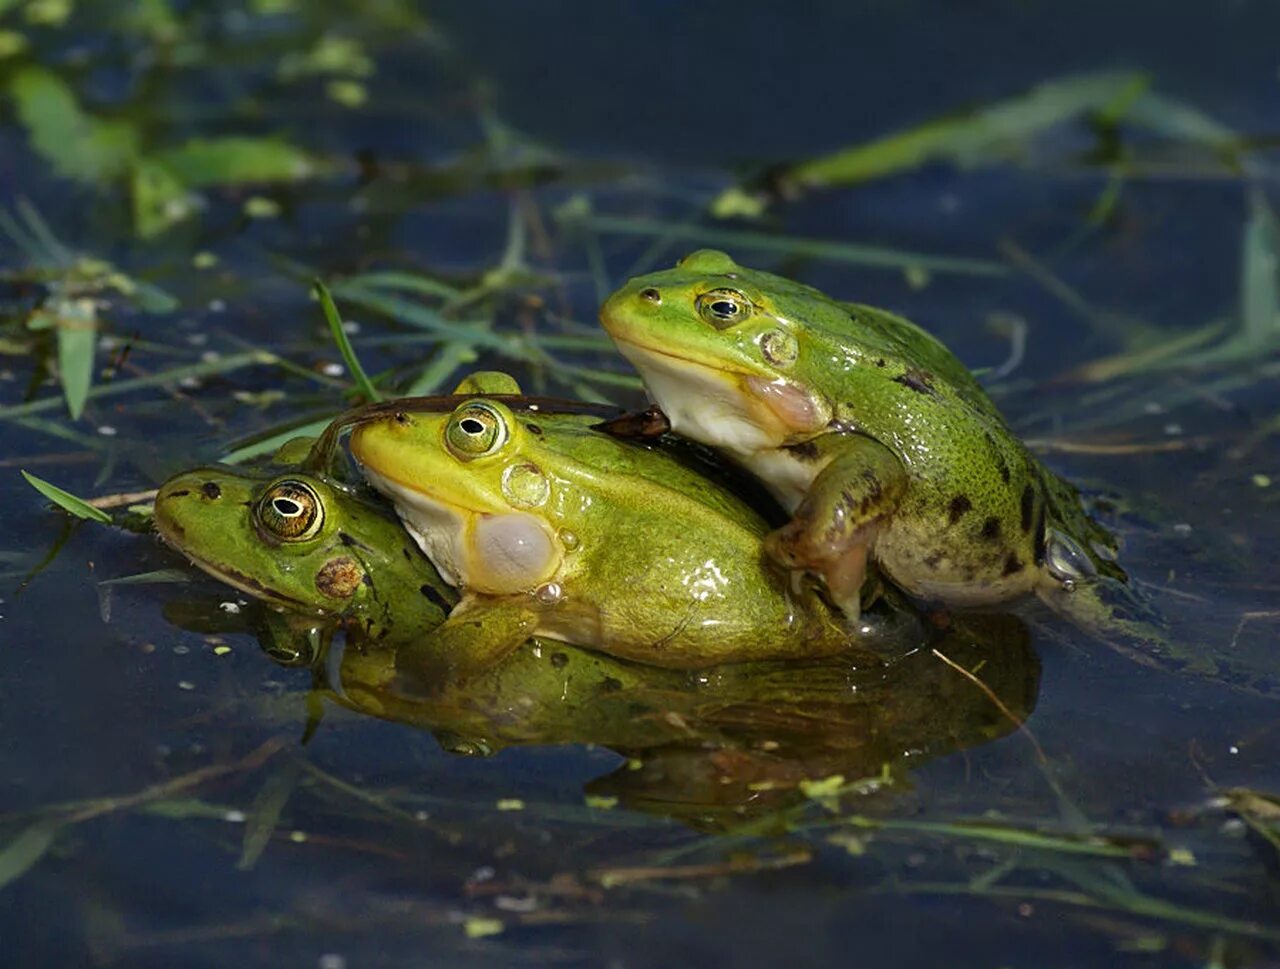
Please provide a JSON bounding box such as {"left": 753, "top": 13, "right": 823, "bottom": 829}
{"left": 1, "top": 2, "right": 1278, "bottom": 966}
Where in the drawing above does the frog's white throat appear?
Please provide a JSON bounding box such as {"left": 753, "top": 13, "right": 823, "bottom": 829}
{"left": 359, "top": 465, "right": 560, "bottom": 595}
{"left": 612, "top": 339, "right": 786, "bottom": 459}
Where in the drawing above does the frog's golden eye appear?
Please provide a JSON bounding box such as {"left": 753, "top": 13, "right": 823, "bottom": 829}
{"left": 256, "top": 480, "right": 324, "bottom": 542}
{"left": 696, "top": 288, "right": 751, "bottom": 329}
{"left": 446, "top": 402, "right": 508, "bottom": 459}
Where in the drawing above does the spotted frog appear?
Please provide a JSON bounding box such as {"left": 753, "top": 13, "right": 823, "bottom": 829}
{"left": 599, "top": 250, "right": 1171, "bottom": 662}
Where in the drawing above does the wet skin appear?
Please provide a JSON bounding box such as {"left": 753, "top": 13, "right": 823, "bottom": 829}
{"left": 153, "top": 447, "right": 456, "bottom": 647}
{"left": 599, "top": 250, "right": 1172, "bottom": 661}
{"left": 349, "top": 378, "right": 869, "bottom": 679}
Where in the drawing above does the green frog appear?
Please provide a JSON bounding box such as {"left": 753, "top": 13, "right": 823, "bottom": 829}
{"left": 348, "top": 375, "right": 875, "bottom": 678}
{"left": 153, "top": 447, "right": 457, "bottom": 650}
{"left": 599, "top": 250, "right": 1167, "bottom": 660}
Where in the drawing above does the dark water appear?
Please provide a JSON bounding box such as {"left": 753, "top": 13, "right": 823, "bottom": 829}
{"left": 2, "top": 2, "right": 1279, "bottom": 966}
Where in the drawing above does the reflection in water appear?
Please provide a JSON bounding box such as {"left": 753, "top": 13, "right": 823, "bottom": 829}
{"left": 166, "top": 598, "right": 1040, "bottom": 830}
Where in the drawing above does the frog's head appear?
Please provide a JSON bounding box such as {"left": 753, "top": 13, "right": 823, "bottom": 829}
{"left": 154, "top": 465, "right": 454, "bottom": 634}
{"left": 350, "top": 398, "right": 566, "bottom": 597}
{"left": 600, "top": 250, "right": 834, "bottom": 457}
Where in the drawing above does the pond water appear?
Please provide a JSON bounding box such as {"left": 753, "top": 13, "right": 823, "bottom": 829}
{"left": 2, "top": 2, "right": 1279, "bottom": 967}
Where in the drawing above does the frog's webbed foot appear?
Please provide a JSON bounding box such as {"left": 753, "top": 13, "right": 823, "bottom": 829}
{"left": 764, "top": 435, "right": 907, "bottom": 621}
{"left": 394, "top": 599, "right": 538, "bottom": 693}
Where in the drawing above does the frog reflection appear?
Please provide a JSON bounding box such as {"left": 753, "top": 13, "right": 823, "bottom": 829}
{"left": 256, "top": 610, "right": 1040, "bottom": 830}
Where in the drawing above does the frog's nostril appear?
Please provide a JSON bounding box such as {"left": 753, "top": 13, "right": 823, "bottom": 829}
{"left": 639, "top": 287, "right": 661, "bottom": 304}
{"left": 201, "top": 481, "right": 222, "bottom": 500}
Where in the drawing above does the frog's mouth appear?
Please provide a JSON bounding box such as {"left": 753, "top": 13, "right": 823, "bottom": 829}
{"left": 608, "top": 337, "right": 826, "bottom": 453}
{"left": 155, "top": 524, "right": 325, "bottom": 614}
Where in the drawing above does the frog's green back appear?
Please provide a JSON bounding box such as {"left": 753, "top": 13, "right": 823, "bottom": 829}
{"left": 533, "top": 414, "right": 773, "bottom": 534}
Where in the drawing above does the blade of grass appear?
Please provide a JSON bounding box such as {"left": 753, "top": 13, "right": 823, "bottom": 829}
{"left": 314, "top": 279, "right": 380, "bottom": 402}
{"left": 51, "top": 297, "right": 97, "bottom": 419}
{"left": 237, "top": 757, "right": 303, "bottom": 871}
{"left": 21, "top": 471, "right": 112, "bottom": 524}
{"left": 404, "top": 339, "right": 479, "bottom": 395}
{"left": 561, "top": 214, "right": 1008, "bottom": 277}
{"left": 0, "top": 819, "right": 62, "bottom": 892}
{"left": 773, "top": 71, "right": 1149, "bottom": 192}
{"left": 1240, "top": 191, "right": 1280, "bottom": 346}
{"left": 220, "top": 415, "right": 335, "bottom": 464}
{"left": 0, "top": 350, "right": 276, "bottom": 420}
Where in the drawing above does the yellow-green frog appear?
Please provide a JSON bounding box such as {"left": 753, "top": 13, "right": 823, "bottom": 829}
{"left": 349, "top": 376, "right": 875, "bottom": 678}
{"left": 600, "top": 250, "right": 1159, "bottom": 655}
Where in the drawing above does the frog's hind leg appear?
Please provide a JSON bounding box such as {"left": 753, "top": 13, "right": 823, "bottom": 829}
{"left": 763, "top": 435, "right": 907, "bottom": 620}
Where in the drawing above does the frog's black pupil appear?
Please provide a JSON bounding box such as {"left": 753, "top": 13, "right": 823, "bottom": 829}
{"left": 273, "top": 497, "right": 302, "bottom": 517}
{"left": 712, "top": 300, "right": 737, "bottom": 317}
{"left": 460, "top": 418, "right": 485, "bottom": 435}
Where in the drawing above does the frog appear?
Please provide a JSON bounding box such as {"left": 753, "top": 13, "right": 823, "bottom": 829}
{"left": 153, "top": 444, "right": 457, "bottom": 650}
{"left": 347, "top": 374, "right": 877, "bottom": 679}
{"left": 598, "top": 249, "right": 1172, "bottom": 663}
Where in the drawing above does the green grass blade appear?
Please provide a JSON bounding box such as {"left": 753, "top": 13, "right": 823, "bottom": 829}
{"left": 237, "top": 757, "right": 303, "bottom": 871}
{"left": 315, "top": 279, "right": 380, "bottom": 402}
{"left": 1241, "top": 192, "right": 1280, "bottom": 346}
{"left": 50, "top": 297, "right": 97, "bottom": 419}
{"left": 220, "top": 416, "right": 335, "bottom": 464}
{"left": 405, "top": 339, "right": 479, "bottom": 395}
{"left": 0, "top": 350, "right": 275, "bottom": 420}
{"left": 563, "top": 214, "right": 1008, "bottom": 277}
{"left": 0, "top": 819, "right": 62, "bottom": 892}
{"left": 21, "top": 471, "right": 112, "bottom": 524}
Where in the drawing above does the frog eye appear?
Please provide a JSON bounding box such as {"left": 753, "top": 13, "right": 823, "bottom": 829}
{"left": 446, "top": 402, "right": 508, "bottom": 459}
{"left": 696, "top": 288, "right": 751, "bottom": 329}
{"left": 256, "top": 480, "right": 324, "bottom": 542}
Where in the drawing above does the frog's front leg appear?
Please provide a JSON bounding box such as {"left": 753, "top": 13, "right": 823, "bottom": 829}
{"left": 763, "top": 435, "right": 907, "bottom": 619}
{"left": 395, "top": 598, "right": 538, "bottom": 688}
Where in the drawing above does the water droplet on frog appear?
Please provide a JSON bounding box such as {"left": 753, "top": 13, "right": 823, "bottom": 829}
{"left": 557, "top": 528, "right": 580, "bottom": 550}
{"left": 1045, "top": 529, "right": 1096, "bottom": 587}
{"left": 535, "top": 582, "right": 563, "bottom": 604}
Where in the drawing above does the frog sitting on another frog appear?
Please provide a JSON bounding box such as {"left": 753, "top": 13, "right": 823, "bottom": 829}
{"left": 600, "top": 250, "right": 1170, "bottom": 661}
{"left": 348, "top": 374, "right": 887, "bottom": 680}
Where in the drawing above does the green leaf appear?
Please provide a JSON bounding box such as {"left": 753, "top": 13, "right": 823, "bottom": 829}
{"left": 20, "top": 471, "right": 113, "bottom": 524}
{"left": 131, "top": 160, "right": 198, "bottom": 239}
{"left": 147, "top": 137, "right": 323, "bottom": 188}
{"left": 1241, "top": 192, "right": 1280, "bottom": 346}
{"left": 43, "top": 297, "right": 98, "bottom": 419}
{"left": 238, "top": 758, "right": 302, "bottom": 871}
{"left": 314, "top": 279, "right": 380, "bottom": 402}
{"left": 9, "top": 67, "right": 139, "bottom": 183}
{"left": 0, "top": 819, "right": 62, "bottom": 891}
{"left": 720, "top": 71, "right": 1148, "bottom": 201}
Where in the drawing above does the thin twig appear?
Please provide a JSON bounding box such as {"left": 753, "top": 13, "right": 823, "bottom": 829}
{"left": 932, "top": 648, "right": 1048, "bottom": 765}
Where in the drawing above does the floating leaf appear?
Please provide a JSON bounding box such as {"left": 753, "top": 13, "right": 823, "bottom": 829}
{"left": 716, "top": 71, "right": 1148, "bottom": 206}
{"left": 21, "top": 471, "right": 112, "bottom": 524}
{"left": 147, "top": 137, "right": 322, "bottom": 188}
{"left": 9, "top": 67, "right": 139, "bottom": 183}
{"left": 131, "top": 160, "right": 199, "bottom": 239}
{"left": 0, "top": 819, "right": 62, "bottom": 892}
{"left": 463, "top": 917, "right": 504, "bottom": 939}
